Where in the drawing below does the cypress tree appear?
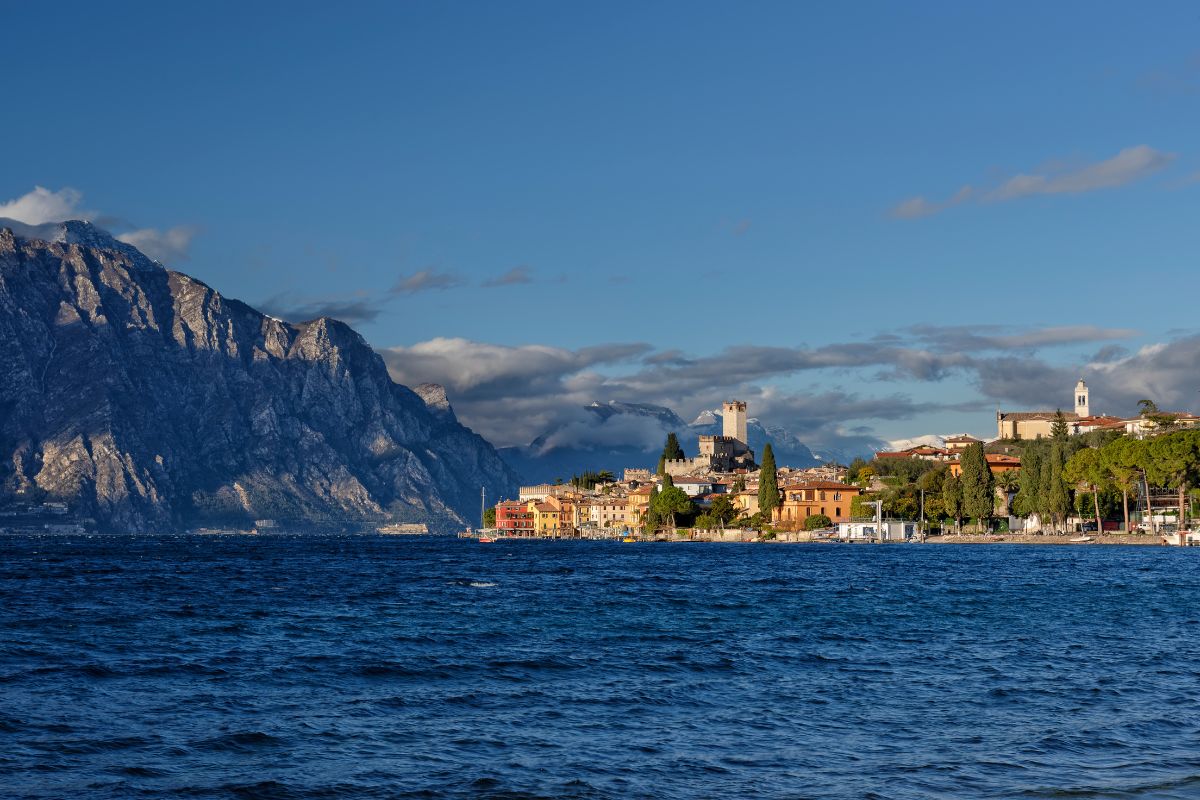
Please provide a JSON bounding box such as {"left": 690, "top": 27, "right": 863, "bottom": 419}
{"left": 941, "top": 473, "right": 963, "bottom": 533}
{"left": 1045, "top": 439, "right": 1071, "bottom": 532}
{"left": 758, "top": 444, "right": 781, "bottom": 518}
{"left": 662, "top": 433, "right": 685, "bottom": 462}
{"left": 1015, "top": 447, "right": 1042, "bottom": 517}
{"left": 645, "top": 486, "right": 660, "bottom": 531}
{"left": 1051, "top": 410, "right": 1070, "bottom": 441}
{"left": 959, "top": 443, "right": 994, "bottom": 530}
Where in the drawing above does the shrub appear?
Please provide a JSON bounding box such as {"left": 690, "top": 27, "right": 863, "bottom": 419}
{"left": 804, "top": 514, "right": 833, "bottom": 530}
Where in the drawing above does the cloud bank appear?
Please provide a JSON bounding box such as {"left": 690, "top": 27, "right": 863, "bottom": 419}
{"left": 381, "top": 324, "right": 1162, "bottom": 457}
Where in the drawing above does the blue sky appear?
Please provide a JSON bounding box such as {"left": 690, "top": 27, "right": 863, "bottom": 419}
{"left": 3, "top": 1, "right": 1199, "bottom": 455}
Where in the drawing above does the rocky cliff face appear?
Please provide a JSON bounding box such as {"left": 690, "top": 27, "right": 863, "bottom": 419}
{"left": 0, "top": 221, "right": 517, "bottom": 532}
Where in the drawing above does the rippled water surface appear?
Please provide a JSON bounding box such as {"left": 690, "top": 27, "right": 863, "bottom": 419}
{"left": 3, "top": 535, "right": 1200, "bottom": 799}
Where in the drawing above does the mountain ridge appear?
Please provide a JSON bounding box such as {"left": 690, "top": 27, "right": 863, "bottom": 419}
{"left": 0, "top": 221, "right": 517, "bottom": 532}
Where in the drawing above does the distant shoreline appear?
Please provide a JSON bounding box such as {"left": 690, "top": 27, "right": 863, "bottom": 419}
{"left": 922, "top": 533, "right": 1162, "bottom": 546}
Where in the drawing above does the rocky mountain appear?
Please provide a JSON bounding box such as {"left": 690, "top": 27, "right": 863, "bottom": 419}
{"left": 499, "top": 400, "right": 823, "bottom": 483}
{"left": 0, "top": 220, "right": 517, "bottom": 532}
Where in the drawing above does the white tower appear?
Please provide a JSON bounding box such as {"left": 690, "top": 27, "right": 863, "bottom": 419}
{"left": 722, "top": 400, "right": 748, "bottom": 445}
{"left": 1075, "top": 378, "right": 1089, "bottom": 418}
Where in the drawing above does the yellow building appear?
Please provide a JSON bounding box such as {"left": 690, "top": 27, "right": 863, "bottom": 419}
{"left": 627, "top": 486, "right": 654, "bottom": 525}
{"left": 733, "top": 490, "right": 760, "bottom": 516}
{"left": 533, "top": 496, "right": 566, "bottom": 533}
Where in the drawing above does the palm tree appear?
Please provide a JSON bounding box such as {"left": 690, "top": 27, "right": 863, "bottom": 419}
{"left": 996, "top": 469, "right": 1019, "bottom": 516}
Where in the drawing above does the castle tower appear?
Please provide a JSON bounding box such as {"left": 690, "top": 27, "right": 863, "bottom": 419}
{"left": 1075, "top": 378, "right": 1089, "bottom": 418}
{"left": 722, "top": 400, "right": 748, "bottom": 445}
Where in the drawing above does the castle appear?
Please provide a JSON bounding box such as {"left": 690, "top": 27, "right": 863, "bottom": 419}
{"left": 662, "top": 401, "right": 757, "bottom": 476}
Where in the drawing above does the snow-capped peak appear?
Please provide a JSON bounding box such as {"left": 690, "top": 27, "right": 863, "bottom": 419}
{"left": 0, "top": 218, "right": 162, "bottom": 270}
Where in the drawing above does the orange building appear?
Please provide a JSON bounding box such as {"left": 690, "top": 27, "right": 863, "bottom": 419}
{"left": 948, "top": 453, "right": 1020, "bottom": 477}
{"left": 775, "top": 481, "right": 862, "bottom": 525}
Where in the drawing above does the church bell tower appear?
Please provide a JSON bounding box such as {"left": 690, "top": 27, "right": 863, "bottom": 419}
{"left": 1075, "top": 378, "right": 1089, "bottom": 418}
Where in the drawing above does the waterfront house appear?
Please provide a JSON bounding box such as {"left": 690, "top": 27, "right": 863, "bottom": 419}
{"left": 775, "top": 481, "right": 862, "bottom": 525}
{"left": 495, "top": 500, "right": 536, "bottom": 535}
{"left": 838, "top": 520, "right": 916, "bottom": 541}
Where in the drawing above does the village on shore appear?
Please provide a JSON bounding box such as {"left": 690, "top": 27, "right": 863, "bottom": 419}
{"left": 482, "top": 382, "right": 1200, "bottom": 546}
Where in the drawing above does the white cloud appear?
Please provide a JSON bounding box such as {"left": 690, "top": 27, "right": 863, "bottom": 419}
{"left": 391, "top": 268, "right": 464, "bottom": 294}
{"left": 483, "top": 265, "right": 534, "bottom": 287}
{"left": 987, "top": 145, "right": 1175, "bottom": 201}
{"left": 0, "top": 186, "right": 88, "bottom": 224}
{"left": 0, "top": 185, "right": 197, "bottom": 262}
{"left": 891, "top": 145, "right": 1176, "bottom": 219}
{"left": 889, "top": 185, "right": 973, "bottom": 219}
{"left": 116, "top": 226, "right": 197, "bottom": 263}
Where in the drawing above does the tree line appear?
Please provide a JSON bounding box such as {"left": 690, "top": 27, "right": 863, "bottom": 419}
{"left": 849, "top": 419, "right": 1200, "bottom": 533}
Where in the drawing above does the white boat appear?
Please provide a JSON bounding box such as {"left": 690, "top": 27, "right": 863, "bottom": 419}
{"left": 1070, "top": 535, "right": 1093, "bottom": 543}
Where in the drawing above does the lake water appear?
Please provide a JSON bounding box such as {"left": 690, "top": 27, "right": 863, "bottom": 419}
{"left": 3, "top": 535, "right": 1200, "bottom": 799}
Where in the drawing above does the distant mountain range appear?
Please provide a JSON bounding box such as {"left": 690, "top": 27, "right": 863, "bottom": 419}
{"left": 499, "top": 400, "right": 825, "bottom": 485}
{"left": 0, "top": 219, "right": 517, "bottom": 532}
{"left": 881, "top": 434, "right": 977, "bottom": 453}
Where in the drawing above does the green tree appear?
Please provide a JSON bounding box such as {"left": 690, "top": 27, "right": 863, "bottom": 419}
{"left": 846, "top": 457, "right": 870, "bottom": 483}
{"left": 732, "top": 475, "right": 746, "bottom": 493}
{"left": 1145, "top": 431, "right": 1200, "bottom": 527}
{"left": 1042, "top": 439, "right": 1072, "bottom": 533}
{"left": 644, "top": 486, "right": 660, "bottom": 532}
{"left": 850, "top": 492, "right": 874, "bottom": 519}
{"left": 708, "top": 495, "right": 737, "bottom": 527}
{"left": 483, "top": 507, "right": 496, "bottom": 527}
{"left": 656, "top": 454, "right": 666, "bottom": 476}
{"left": 959, "top": 443, "right": 994, "bottom": 531}
{"left": 942, "top": 474, "right": 963, "bottom": 533}
{"left": 661, "top": 433, "right": 685, "bottom": 462}
{"left": 1014, "top": 447, "right": 1042, "bottom": 518}
{"left": 995, "top": 469, "right": 1019, "bottom": 515}
{"left": 652, "top": 482, "right": 694, "bottom": 529}
{"left": 1064, "top": 447, "right": 1107, "bottom": 532}
{"left": 758, "top": 444, "right": 781, "bottom": 519}
{"left": 1101, "top": 437, "right": 1144, "bottom": 532}
{"left": 1051, "top": 410, "right": 1071, "bottom": 441}
{"left": 804, "top": 513, "right": 833, "bottom": 531}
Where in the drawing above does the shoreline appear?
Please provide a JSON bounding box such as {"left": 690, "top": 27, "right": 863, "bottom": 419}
{"left": 921, "top": 532, "right": 1162, "bottom": 546}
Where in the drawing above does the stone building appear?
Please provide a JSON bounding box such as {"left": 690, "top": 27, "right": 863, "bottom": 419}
{"left": 996, "top": 379, "right": 1089, "bottom": 440}
{"left": 663, "top": 400, "right": 757, "bottom": 475}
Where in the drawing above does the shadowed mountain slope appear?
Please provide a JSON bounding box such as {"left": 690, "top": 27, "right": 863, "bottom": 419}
{"left": 0, "top": 221, "right": 516, "bottom": 532}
